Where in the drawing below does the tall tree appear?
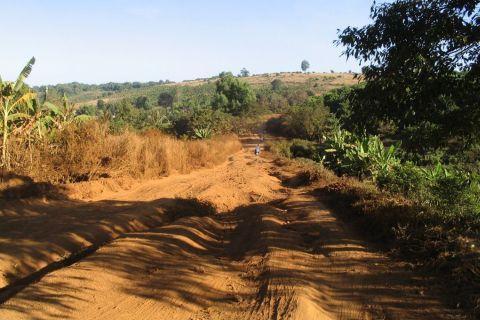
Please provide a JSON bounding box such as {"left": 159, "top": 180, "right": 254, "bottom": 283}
{"left": 301, "top": 60, "right": 310, "bottom": 72}
{"left": 239, "top": 68, "right": 250, "bottom": 77}
{"left": 338, "top": 0, "right": 480, "bottom": 151}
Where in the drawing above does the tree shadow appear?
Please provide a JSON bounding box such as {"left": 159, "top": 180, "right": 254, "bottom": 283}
{"left": 0, "top": 172, "right": 68, "bottom": 200}
{"left": 0, "top": 194, "right": 464, "bottom": 319}
{"left": 0, "top": 197, "right": 215, "bottom": 301}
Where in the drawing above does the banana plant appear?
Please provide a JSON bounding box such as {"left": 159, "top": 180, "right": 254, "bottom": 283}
{"left": 320, "top": 129, "right": 400, "bottom": 179}
{"left": 48, "top": 94, "right": 85, "bottom": 129}
{"left": 321, "top": 129, "right": 354, "bottom": 172}
{"left": 11, "top": 98, "right": 53, "bottom": 139}
{"left": 0, "top": 57, "right": 36, "bottom": 169}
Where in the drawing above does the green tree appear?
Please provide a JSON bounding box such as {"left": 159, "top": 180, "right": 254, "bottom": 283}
{"left": 133, "top": 96, "right": 151, "bottom": 110}
{"left": 212, "top": 72, "right": 255, "bottom": 115}
{"left": 337, "top": 0, "right": 480, "bottom": 152}
{"left": 284, "top": 97, "right": 333, "bottom": 140}
{"left": 105, "top": 99, "right": 137, "bottom": 130}
{"left": 77, "top": 104, "right": 98, "bottom": 117}
{"left": 97, "top": 99, "right": 106, "bottom": 110}
{"left": 271, "top": 79, "right": 284, "bottom": 91}
{"left": 301, "top": 60, "right": 310, "bottom": 72}
{"left": 239, "top": 68, "right": 250, "bottom": 77}
{"left": 323, "top": 86, "right": 357, "bottom": 128}
{"left": 157, "top": 91, "right": 175, "bottom": 109}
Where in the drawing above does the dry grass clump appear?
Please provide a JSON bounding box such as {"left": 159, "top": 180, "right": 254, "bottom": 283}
{"left": 9, "top": 121, "right": 241, "bottom": 184}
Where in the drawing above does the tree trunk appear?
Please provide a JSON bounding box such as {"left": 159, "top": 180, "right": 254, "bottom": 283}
{"left": 2, "top": 110, "right": 8, "bottom": 170}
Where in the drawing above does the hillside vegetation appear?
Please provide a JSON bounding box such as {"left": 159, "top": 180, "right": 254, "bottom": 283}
{"left": 35, "top": 72, "right": 357, "bottom": 106}
{"left": 3, "top": 64, "right": 355, "bottom": 189}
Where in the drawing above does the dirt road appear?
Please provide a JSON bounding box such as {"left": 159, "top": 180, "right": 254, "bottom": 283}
{"left": 0, "top": 138, "right": 463, "bottom": 319}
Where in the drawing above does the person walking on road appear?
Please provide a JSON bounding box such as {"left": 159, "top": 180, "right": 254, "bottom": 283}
{"left": 255, "top": 144, "right": 261, "bottom": 156}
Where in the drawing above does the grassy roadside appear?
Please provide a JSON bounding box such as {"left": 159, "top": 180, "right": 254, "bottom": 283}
{"left": 1, "top": 122, "right": 241, "bottom": 198}
{"left": 270, "top": 155, "right": 479, "bottom": 318}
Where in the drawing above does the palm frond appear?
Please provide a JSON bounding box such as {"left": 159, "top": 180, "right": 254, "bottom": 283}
{"left": 7, "top": 112, "right": 30, "bottom": 121}
{"left": 14, "top": 57, "right": 36, "bottom": 91}
{"left": 8, "top": 92, "right": 36, "bottom": 112}
{"left": 43, "top": 102, "right": 60, "bottom": 115}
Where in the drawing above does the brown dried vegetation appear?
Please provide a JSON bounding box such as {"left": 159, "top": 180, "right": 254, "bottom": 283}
{"left": 7, "top": 121, "right": 241, "bottom": 184}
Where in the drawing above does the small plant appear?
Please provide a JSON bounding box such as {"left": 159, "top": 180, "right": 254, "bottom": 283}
{"left": 421, "top": 162, "right": 451, "bottom": 181}
{"left": 193, "top": 127, "right": 212, "bottom": 139}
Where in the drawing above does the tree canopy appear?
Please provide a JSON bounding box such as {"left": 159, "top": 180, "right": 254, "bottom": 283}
{"left": 212, "top": 72, "right": 254, "bottom": 115}
{"left": 337, "top": 0, "right": 480, "bottom": 151}
{"left": 301, "top": 60, "right": 310, "bottom": 72}
{"left": 157, "top": 91, "right": 175, "bottom": 109}
{"left": 239, "top": 68, "right": 250, "bottom": 77}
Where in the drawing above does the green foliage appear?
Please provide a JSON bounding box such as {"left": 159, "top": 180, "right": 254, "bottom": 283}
{"left": 337, "top": 0, "right": 480, "bottom": 151}
{"left": 271, "top": 79, "right": 284, "bottom": 91}
{"left": 301, "top": 60, "right": 310, "bottom": 72}
{"left": 320, "top": 129, "right": 401, "bottom": 179}
{"left": 323, "top": 86, "right": 356, "bottom": 128}
{"left": 378, "top": 162, "right": 480, "bottom": 226}
{"left": 97, "top": 99, "right": 106, "bottom": 109}
{"left": 157, "top": 91, "right": 175, "bottom": 108}
{"left": 133, "top": 96, "right": 151, "bottom": 110}
{"left": 193, "top": 127, "right": 212, "bottom": 139}
{"left": 265, "top": 140, "right": 293, "bottom": 158}
{"left": 33, "top": 80, "right": 174, "bottom": 103}
{"left": 170, "top": 106, "right": 232, "bottom": 138}
{"left": 274, "top": 96, "right": 335, "bottom": 140}
{"left": 239, "top": 68, "right": 250, "bottom": 77}
{"left": 212, "top": 72, "right": 255, "bottom": 115}
{"left": 134, "top": 107, "right": 170, "bottom": 131}
{"left": 279, "top": 124, "right": 480, "bottom": 230}
{"left": 0, "top": 57, "right": 36, "bottom": 168}
{"left": 76, "top": 104, "right": 99, "bottom": 117}
{"left": 256, "top": 90, "right": 289, "bottom": 113}
{"left": 290, "top": 139, "right": 318, "bottom": 159}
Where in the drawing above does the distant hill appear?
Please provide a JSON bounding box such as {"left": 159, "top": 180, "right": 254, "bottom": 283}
{"left": 34, "top": 72, "right": 359, "bottom": 107}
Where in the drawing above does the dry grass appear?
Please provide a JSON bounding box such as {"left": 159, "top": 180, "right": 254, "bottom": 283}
{"left": 174, "top": 72, "right": 358, "bottom": 87}
{"left": 9, "top": 121, "right": 241, "bottom": 184}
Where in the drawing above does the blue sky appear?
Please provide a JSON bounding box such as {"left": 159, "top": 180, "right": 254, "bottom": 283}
{"left": 1, "top": 0, "right": 373, "bottom": 85}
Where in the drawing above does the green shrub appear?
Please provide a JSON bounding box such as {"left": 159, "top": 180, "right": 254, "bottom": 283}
{"left": 170, "top": 107, "right": 232, "bottom": 138}
{"left": 290, "top": 139, "right": 318, "bottom": 159}
{"left": 319, "top": 129, "right": 400, "bottom": 179}
{"left": 276, "top": 97, "right": 335, "bottom": 140}
{"left": 429, "top": 171, "right": 480, "bottom": 224}
{"left": 265, "top": 140, "right": 293, "bottom": 158}
{"left": 212, "top": 72, "right": 255, "bottom": 115}
{"left": 377, "top": 162, "right": 428, "bottom": 198}
{"left": 378, "top": 162, "right": 480, "bottom": 226}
